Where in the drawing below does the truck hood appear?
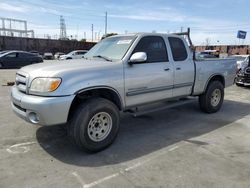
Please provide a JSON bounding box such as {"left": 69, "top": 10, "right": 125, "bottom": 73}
{"left": 19, "top": 59, "right": 120, "bottom": 78}
{"left": 18, "top": 58, "right": 124, "bottom": 97}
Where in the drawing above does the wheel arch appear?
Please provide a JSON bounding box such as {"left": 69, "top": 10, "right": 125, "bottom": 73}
{"left": 204, "top": 74, "right": 225, "bottom": 92}
{"left": 68, "top": 86, "right": 123, "bottom": 122}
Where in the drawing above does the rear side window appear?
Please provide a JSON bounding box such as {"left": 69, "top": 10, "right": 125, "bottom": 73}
{"left": 78, "top": 51, "right": 87, "bottom": 55}
{"left": 19, "top": 53, "right": 30, "bottom": 58}
{"left": 133, "top": 36, "right": 168, "bottom": 63}
{"left": 169, "top": 37, "right": 188, "bottom": 61}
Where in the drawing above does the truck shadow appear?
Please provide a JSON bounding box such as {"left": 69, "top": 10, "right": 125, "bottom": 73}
{"left": 36, "top": 99, "right": 250, "bottom": 167}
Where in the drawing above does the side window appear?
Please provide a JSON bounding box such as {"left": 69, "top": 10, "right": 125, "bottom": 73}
{"left": 168, "top": 37, "right": 188, "bottom": 61}
{"left": 133, "top": 36, "right": 168, "bottom": 63}
{"left": 79, "top": 51, "right": 86, "bottom": 55}
{"left": 18, "top": 53, "right": 29, "bottom": 58}
{"left": 5, "top": 53, "right": 17, "bottom": 58}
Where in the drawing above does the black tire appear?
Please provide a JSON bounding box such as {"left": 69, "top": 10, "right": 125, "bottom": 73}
{"left": 66, "top": 57, "right": 72, "bottom": 60}
{"left": 67, "top": 98, "right": 120, "bottom": 152}
{"left": 199, "top": 81, "right": 224, "bottom": 113}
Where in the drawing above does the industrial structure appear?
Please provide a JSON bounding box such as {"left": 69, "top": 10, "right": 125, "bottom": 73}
{"left": 0, "top": 17, "right": 34, "bottom": 38}
{"left": 59, "top": 16, "right": 67, "bottom": 39}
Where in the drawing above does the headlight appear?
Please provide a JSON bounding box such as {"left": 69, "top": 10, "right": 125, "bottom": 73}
{"left": 30, "top": 78, "right": 61, "bottom": 93}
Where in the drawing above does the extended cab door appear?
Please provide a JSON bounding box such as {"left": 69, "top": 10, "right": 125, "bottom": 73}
{"left": 168, "top": 37, "right": 195, "bottom": 97}
{"left": 124, "top": 36, "right": 174, "bottom": 107}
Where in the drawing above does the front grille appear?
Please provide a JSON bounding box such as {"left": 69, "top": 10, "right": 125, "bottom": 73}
{"left": 237, "top": 74, "right": 250, "bottom": 83}
{"left": 16, "top": 73, "right": 28, "bottom": 93}
{"left": 245, "top": 67, "right": 250, "bottom": 74}
{"left": 13, "top": 103, "right": 26, "bottom": 112}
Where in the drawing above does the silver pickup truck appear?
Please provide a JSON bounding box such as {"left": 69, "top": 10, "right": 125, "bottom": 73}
{"left": 11, "top": 31, "right": 236, "bottom": 152}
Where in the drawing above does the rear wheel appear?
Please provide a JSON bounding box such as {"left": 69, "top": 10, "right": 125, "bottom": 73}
{"left": 199, "top": 81, "right": 224, "bottom": 113}
{"left": 67, "top": 98, "right": 120, "bottom": 152}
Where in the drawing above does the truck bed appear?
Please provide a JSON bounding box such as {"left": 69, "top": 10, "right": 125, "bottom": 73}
{"left": 193, "top": 58, "right": 237, "bottom": 95}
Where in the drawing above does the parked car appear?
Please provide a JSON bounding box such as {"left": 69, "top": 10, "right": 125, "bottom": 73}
{"left": 54, "top": 52, "right": 65, "bottom": 59}
{"left": 11, "top": 31, "right": 236, "bottom": 152}
{"left": 230, "top": 55, "right": 249, "bottom": 71}
{"left": 43, "top": 52, "right": 53, "bottom": 60}
{"left": 0, "top": 51, "right": 43, "bottom": 69}
{"left": 59, "top": 50, "right": 88, "bottom": 60}
{"left": 200, "top": 50, "right": 219, "bottom": 57}
{"left": 234, "top": 55, "right": 250, "bottom": 86}
{"left": 196, "top": 52, "right": 217, "bottom": 59}
{"left": 29, "top": 51, "right": 40, "bottom": 56}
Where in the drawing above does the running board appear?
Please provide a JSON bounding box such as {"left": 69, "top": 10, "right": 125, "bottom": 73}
{"left": 128, "top": 97, "right": 196, "bottom": 117}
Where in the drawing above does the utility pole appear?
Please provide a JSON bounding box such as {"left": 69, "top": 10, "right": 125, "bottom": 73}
{"left": 105, "top": 11, "right": 107, "bottom": 35}
{"left": 91, "top": 24, "right": 94, "bottom": 42}
{"left": 95, "top": 32, "right": 97, "bottom": 41}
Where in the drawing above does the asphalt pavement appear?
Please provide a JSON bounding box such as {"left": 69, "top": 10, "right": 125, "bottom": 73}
{"left": 0, "top": 76, "right": 250, "bottom": 188}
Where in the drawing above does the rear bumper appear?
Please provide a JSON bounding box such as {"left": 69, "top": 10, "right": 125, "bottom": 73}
{"left": 11, "top": 86, "right": 75, "bottom": 126}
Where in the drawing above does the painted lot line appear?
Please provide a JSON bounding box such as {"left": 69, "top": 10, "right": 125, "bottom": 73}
{"left": 6, "top": 141, "right": 37, "bottom": 154}
{"left": 71, "top": 144, "right": 181, "bottom": 188}
{"left": 2, "top": 138, "right": 182, "bottom": 188}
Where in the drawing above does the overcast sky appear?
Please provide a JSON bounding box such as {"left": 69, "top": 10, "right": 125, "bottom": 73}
{"left": 0, "top": 0, "right": 249, "bottom": 45}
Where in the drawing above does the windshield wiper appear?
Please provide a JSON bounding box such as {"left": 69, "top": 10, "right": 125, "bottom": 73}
{"left": 93, "top": 55, "right": 112, "bottom": 62}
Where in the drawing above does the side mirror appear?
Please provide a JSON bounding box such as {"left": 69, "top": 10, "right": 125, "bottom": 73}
{"left": 129, "top": 52, "right": 147, "bottom": 64}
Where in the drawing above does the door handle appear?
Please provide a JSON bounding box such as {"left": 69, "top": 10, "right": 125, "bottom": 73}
{"left": 164, "top": 68, "right": 170, "bottom": 71}
{"left": 176, "top": 67, "right": 181, "bottom": 70}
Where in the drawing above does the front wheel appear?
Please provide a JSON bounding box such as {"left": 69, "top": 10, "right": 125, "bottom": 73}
{"left": 199, "top": 81, "right": 224, "bottom": 113}
{"left": 67, "top": 98, "right": 120, "bottom": 152}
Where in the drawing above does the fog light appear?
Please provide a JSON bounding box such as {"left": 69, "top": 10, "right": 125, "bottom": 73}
{"left": 28, "top": 112, "right": 39, "bottom": 124}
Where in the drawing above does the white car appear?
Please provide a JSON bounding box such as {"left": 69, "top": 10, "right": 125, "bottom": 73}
{"left": 54, "top": 52, "right": 65, "bottom": 59}
{"left": 230, "top": 55, "right": 249, "bottom": 71}
{"left": 59, "top": 50, "right": 88, "bottom": 60}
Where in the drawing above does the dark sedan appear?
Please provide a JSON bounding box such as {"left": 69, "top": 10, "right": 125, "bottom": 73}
{"left": 0, "top": 51, "right": 43, "bottom": 69}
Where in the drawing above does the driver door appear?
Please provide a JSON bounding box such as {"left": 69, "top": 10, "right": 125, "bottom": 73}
{"left": 124, "top": 36, "right": 174, "bottom": 107}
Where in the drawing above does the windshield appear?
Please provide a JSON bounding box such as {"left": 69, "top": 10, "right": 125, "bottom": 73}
{"left": 0, "top": 52, "right": 8, "bottom": 57}
{"left": 84, "top": 35, "right": 136, "bottom": 61}
{"left": 67, "top": 51, "right": 75, "bottom": 56}
{"left": 0, "top": 51, "right": 9, "bottom": 57}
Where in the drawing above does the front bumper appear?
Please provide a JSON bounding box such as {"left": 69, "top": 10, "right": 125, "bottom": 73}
{"left": 235, "top": 74, "right": 250, "bottom": 86}
{"left": 11, "top": 86, "right": 75, "bottom": 126}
